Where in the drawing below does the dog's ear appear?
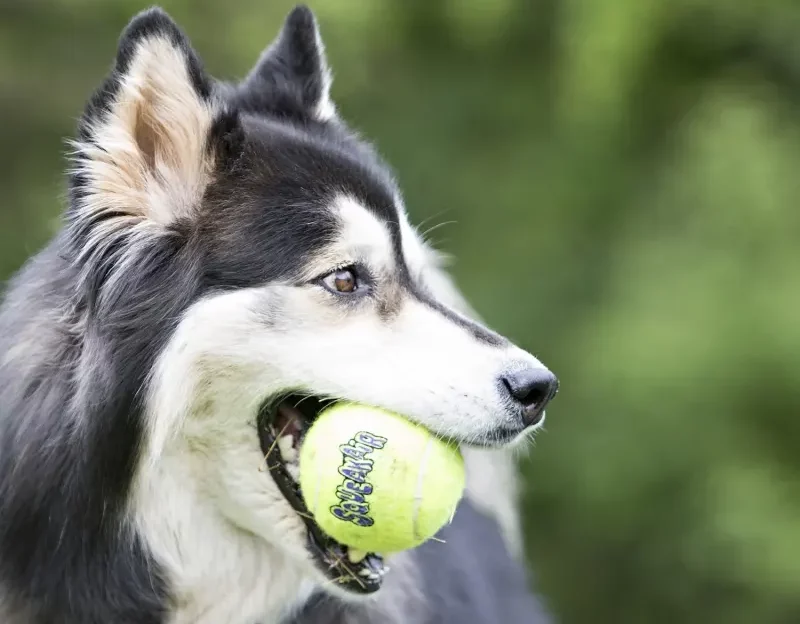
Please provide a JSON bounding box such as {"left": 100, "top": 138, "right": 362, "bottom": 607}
{"left": 69, "top": 8, "right": 241, "bottom": 233}
{"left": 237, "top": 5, "right": 335, "bottom": 122}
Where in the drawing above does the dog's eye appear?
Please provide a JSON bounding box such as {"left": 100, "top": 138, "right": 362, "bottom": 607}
{"left": 321, "top": 267, "right": 359, "bottom": 294}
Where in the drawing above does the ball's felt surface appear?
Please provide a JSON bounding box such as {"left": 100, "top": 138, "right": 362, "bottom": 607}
{"left": 299, "top": 402, "right": 465, "bottom": 553}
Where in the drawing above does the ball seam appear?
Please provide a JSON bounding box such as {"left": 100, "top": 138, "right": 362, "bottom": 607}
{"left": 412, "top": 434, "right": 436, "bottom": 542}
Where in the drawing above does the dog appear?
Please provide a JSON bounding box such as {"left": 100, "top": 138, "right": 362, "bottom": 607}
{"left": 0, "top": 6, "right": 558, "bottom": 623}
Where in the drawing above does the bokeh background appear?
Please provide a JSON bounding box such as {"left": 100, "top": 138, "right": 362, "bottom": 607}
{"left": 2, "top": 1, "right": 800, "bottom": 622}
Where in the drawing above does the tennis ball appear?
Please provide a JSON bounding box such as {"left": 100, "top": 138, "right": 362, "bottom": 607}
{"left": 299, "top": 402, "right": 465, "bottom": 553}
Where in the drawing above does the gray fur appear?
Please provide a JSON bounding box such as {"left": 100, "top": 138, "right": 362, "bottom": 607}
{"left": 287, "top": 500, "right": 552, "bottom": 624}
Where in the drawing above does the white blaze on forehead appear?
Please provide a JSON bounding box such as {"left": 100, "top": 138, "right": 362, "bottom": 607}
{"left": 302, "top": 195, "right": 396, "bottom": 279}
{"left": 336, "top": 196, "right": 396, "bottom": 267}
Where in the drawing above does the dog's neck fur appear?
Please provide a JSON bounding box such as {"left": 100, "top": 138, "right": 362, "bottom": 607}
{"left": 133, "top": 444, "right": 433, "bottom": 624}
{"left": 131, "top": 417, "right": 519, "bottom": 624}
{"left": 132, "top": 443, "right": 307, "bottom": 623}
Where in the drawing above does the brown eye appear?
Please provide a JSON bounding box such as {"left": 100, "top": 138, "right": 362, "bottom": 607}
{"left": 322, "top": 267, "right": 359, "bottom": 294}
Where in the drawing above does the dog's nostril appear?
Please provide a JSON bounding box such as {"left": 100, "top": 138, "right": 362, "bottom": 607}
{"left": 501, "top": 368, "right": 559, "bottom": 426}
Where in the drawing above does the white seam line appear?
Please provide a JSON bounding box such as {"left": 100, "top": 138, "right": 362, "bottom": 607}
{"left": 412, "top": 435, "right": 435, "bottom": 541}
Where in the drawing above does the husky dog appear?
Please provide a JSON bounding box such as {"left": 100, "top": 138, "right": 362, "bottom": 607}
{"left": 0, "top": 6, "right": 558, "bottom": 623}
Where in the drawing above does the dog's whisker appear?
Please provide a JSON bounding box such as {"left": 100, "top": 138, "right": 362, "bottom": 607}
{"left": 420, "top": 220, "right": 457, "bottom": 241}
{"left": 291, "top": 394, "right": 317, "bottom": 410}
{"left": 415, "top": 209, "right": 453, "bottom": 233}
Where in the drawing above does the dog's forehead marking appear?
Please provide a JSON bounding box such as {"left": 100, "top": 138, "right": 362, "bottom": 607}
{"left": 335, "top": 196, "right": 395, "bottom": 266}
{"left": 301, "top": 195, "right": 400, "bottom": 282}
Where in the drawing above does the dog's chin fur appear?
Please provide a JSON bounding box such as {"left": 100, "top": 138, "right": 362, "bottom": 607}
{"left": 0, "top": 6, "right": 555, "bottom": 624}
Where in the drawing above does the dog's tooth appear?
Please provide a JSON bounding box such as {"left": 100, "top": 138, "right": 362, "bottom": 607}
{"left": 358, "top": 568, "right": 373, "bottom": 577}
{"left": 348, "top": 549, "right": 367, "bottom": 563}
{"left": 285, "top": 461, "right": 300, "bottom": 482}
{"left": 277, "top": 435, "right": 297, "bottom": 463}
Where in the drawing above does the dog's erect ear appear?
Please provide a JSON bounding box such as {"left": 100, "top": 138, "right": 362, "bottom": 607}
{"left": 70, "top": 8, "right": 239, "bottom": 232}
{"left": 238, "top": 5, "right": 335, "bottom": 122}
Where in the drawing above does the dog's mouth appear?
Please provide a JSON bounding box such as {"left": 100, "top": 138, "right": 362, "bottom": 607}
{"left": 256, "top": 393, "right": 387, "bottom": 595}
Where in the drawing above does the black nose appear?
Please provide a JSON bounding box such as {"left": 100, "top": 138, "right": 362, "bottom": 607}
{"left": 500, "top": 368, "right": 559, "bottom": 426}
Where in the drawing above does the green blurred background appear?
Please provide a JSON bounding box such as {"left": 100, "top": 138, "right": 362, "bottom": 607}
{"left": 3, "top": 1, "right": 800, "bottom": 622}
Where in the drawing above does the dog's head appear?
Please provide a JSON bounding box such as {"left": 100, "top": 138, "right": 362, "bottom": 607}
{"left": 69, "top": 5, "right": 557, "bottom": 598}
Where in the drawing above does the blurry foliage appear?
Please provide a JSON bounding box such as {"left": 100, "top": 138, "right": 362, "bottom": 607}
{"left": 2, "top": 1, "right": 800, "bottom": 622}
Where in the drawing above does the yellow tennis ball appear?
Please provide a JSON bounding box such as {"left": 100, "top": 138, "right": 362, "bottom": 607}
{"left": 299, "top": 402, "right": 465, "bottom": 553}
